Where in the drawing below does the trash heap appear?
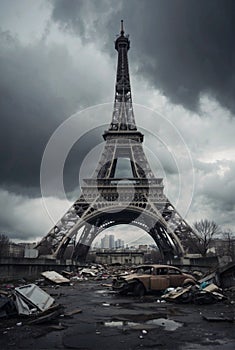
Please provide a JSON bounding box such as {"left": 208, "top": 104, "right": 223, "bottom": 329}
{"left": 161, "top": 282, "right": 226, "bottom": 305}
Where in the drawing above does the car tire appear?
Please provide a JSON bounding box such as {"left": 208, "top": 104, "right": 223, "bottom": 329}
{"left": 133, "top": 282, "right": 145, "bottom": 297}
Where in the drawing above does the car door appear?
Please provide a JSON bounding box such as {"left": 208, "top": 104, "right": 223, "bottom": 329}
{"left": 167, "top": 267, "right": 184, "bottom": 286}
{"left": 150, "top": 267, "right": 170, "bottom": 291}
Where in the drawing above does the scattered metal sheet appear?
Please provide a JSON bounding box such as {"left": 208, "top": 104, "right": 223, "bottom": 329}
{"left": 15, "top": 284, "right": 55, "bottom": 312}
{"left": 41, "top": 271, "right": 70, "bottom": 285}
{"left": 15, "top": 294, "right": 31, "bottom": 315}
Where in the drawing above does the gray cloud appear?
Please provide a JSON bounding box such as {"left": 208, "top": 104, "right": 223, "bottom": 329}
{"left": 51, "top": 0, "right": 235, "bottom": 114}
{"left": 198, "top": 160, "right": 235, "bottom": 212}
{"left": 0, "top": 188, "right": 71, "bottom": 241}
{"left": 0, "top": 27, "right": 112, "bottom": 191}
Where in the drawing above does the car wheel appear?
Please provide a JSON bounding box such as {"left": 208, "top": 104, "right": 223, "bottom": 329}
{"left": 133, "top": 283, "right": 145, "bottom": 297}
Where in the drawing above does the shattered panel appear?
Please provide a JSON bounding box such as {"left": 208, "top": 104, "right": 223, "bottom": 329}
{"left": 15, "top": 284, "right": 54, "bottom": 312}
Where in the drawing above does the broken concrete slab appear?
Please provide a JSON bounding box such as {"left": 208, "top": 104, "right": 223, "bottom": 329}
{"left": 41, "top": 271, "right": 70, "bottom": 285}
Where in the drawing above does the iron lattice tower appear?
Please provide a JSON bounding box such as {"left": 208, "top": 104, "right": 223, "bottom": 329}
{"left": 37, "top": 21, "right": 197, "bottom": 262}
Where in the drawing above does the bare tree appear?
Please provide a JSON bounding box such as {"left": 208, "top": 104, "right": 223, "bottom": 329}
{"left": 222, "top": 229, "right": 235, "bottom": 261}
{"left": 0, "top": 233, "right": 10, "bottom": 257}
{"left": 193, "top": 219, "right": 220, "bottom": 256}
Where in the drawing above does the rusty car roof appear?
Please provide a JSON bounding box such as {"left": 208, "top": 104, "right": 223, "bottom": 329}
{"left": 135, "top": 264, "right": 179, "bottom": 269}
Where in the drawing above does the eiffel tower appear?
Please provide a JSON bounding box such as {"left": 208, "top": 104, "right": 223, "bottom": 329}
{"left": 37, "top": 21, "right": 197, "bottom": 263}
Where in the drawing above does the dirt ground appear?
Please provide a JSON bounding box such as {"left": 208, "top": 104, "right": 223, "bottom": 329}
{"left": 0, "top": 280, "right": 234, "bottom": 349}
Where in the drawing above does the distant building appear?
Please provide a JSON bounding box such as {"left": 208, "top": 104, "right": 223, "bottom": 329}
{"left": 7, "top": 242, "right": 39, "bottom": 259}
{"left": 109, "top": 235, "right": 115, "bottom": 249}
{"left": 115, "top": 238, "right": 124, "bottom": 249}
{"left": 98, "top": 235, "right": 125, "bottom": 250}
{"left": 8, "top": 243, "right": 24, "bottom": 258}
{"left": 138, "top": 244, "right": 148, "bottom": 251}
{"left": 96, "top": 250, "right": 144, "bottom": 265}
{"left": 101, "top": 235, "right": 110, "bottom": 249}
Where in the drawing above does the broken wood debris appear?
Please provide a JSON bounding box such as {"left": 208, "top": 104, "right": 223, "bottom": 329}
{"left": 63, "top": 308, "right": 82, "bottom": 317}
{"left": 28, "top": 309, "right": 62, "bottom": 325}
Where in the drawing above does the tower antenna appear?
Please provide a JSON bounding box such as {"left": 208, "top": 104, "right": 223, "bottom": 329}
{"left": 120, "top": 19, "right": 124, "bottom": 35}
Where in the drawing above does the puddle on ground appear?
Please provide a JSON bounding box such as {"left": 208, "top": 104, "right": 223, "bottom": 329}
{"left": 104, "top": 321, "right": 136, "bottom": 327}
{"left": 180, "top": 340, "right": 234, "bottom": 350}
{"left": 101, "top": 321, "right": 150, "bottom": 330}
{"left": 95, "top": 290, "right": 108, "bottom": 294}
{"left": 146, "top": 318, "right": 183, "bottom": 331}
{"left": 100, "top": 317, "right": 183, "bottom": 332}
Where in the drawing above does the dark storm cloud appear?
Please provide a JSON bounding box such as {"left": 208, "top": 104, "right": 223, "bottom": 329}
{"left": 51, "top": 0, "right": 235, "bottom": 113}
{"left": 0, "top": 29, "right": 104, "bottom": 192}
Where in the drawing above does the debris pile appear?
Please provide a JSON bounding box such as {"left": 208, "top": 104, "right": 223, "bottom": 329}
{"left": 59, "top": 264, "right": 135, "bottom": 283}
{"left": 161, "top": 282, "right": 226, "bottom": 304}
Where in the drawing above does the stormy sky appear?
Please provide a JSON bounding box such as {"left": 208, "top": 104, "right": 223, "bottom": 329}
{"left": 0, "top": 0, "right": 235, "bottom": 244}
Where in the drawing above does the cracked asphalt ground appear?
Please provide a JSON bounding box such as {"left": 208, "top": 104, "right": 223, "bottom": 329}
{"left": 0, "top": 280, "right": 234, "bottom": 349}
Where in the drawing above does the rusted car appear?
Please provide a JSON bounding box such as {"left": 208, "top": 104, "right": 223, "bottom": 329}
{"left": 112, "top": 264, "right": 196, "bottom": 296}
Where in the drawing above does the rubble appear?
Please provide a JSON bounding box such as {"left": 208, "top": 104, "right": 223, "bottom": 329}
{"left": 41, "top": 271, "right": 70, "bottom": 285}
{"left": 79, "top": 268, "right": 97, "bottom": 277}
{"left": 0, "top": 262, "right": 234, "bottom": 339}
{"left": 161, "top": 282, "right": 226, "bottom": 304}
